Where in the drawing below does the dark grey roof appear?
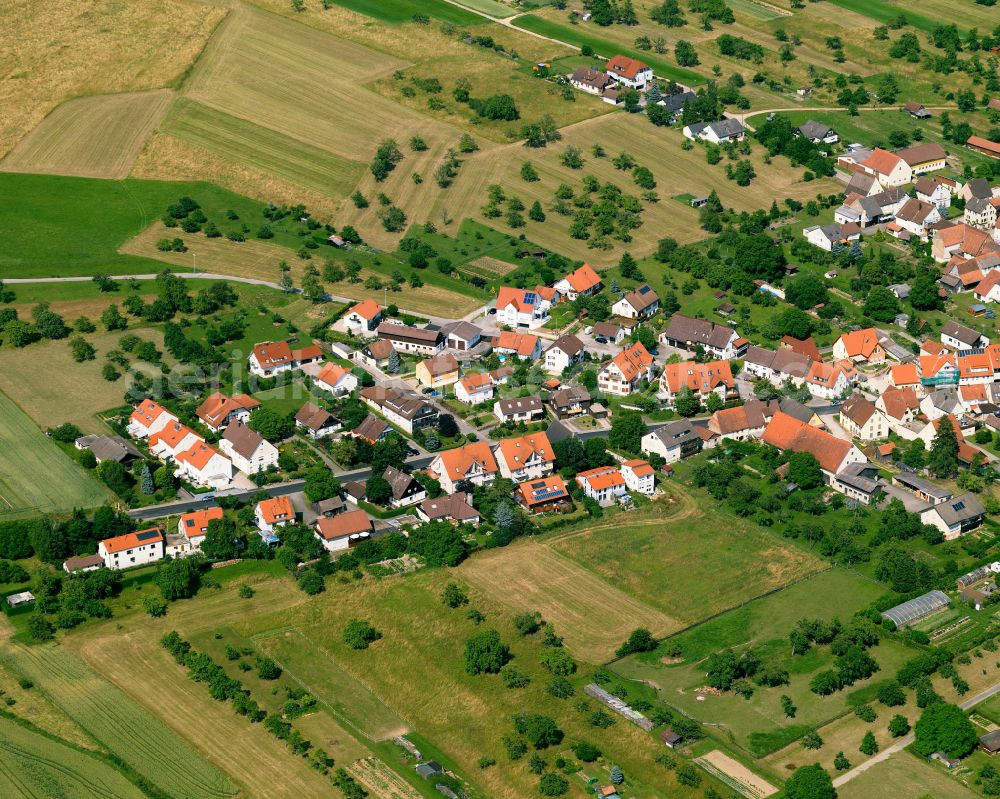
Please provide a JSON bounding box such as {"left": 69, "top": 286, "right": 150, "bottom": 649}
{"left": 846, "top": 173, "right": 879, "bottom": 195}
{"left": 942, "top": 320, "right": 982, "bottom": 346}
{"left": 662, "top": 313, "right": 736, "bottom": 350}
{"left": 315, "top": 496, "right": 345, "bottom": 514}
{"left": 856, "top": 196, "right": 882, "bottom": 219}
{"left": 931, "top": 492, "right": 985, "bottom": 526}
{"left": 222, "top": 420, "right": 267, "bottom": 459}
{"left": 440, "top": 320, "right": 483, "bottom": 345}
{"left": 661, "top": 89, "right": 697, "bottom": 113}
{"left": 361, "top": 387, "right": 438, "bottom": 422}
{"left": 549, "top": 386, "right": 591, "bottom": 411}
{"left": 967, "top": 197, "right": 991, "bottom": 214}
{"left": 778, "top": 398, "right": 816, "bottom": 424}
{"left": 354, "top": 413, "right": 391, "bottom": 441}
{"left": 382, "top": 465, "right": 420, "bottom": 500}
{"left": 419, "top": 492, "right": 480, "bottom": 522}
{"left": 376, "top": 322, "right": 442, "bottom": 346}
{"left": 619, "top": 284, "right": 659, "bottom": 313}
{"left": 835, "top": 462, "right": 881, "bottom": 494}
{"left": 496, "top": 396, "right": 543, "bottom": 416}
{"left": 967, "top": 178, "right": 993, "bottom": 200}
{"left": 649, "top": 420, "right": 698, "bottom": 448}
{"left": 707, "top": 118, "right": 745, "bottom": 139}
{"left": 75, "top": 434, "right": 142, "bottom": 463}
{"left": 893, "top": 473, "right": 952, "bottom": 500}
{"left": 797, "top": 120, "right": 833, "bottom": 140}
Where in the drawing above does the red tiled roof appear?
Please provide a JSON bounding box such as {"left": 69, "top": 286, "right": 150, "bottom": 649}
{"left": 348, "top": 298, "right": 382, "bottom": 320}
{"left": 315, "top": 509, "right": 372, "bottom": 540}
{"left": 495, "top": 331, "right": 539, "bottom": 357}
{"left": 837, "top": 328, "right": 882, "bottom": 359}
{"left": 495, "top": 432, "right": 555, "bottom": 469}
{"left": 606, "top": 54, "right": 649, "bottom": 80}
{"left": 562, "top": 263, "right": 602, "bottom": 293}
{"left": 257, "top": 496, "right": 294, "bottom": 524}
{"left": 861, "top": 148, "right": 904, "bottom": 176}
{"left": 179, "top": 507, "right": 224, "bottom": 538}
{"left": 762, "top": 411, "right": 854, "bottom": 474}
{"left": 890, "top": 363, "right": 919, "bottom": 386}
{"left": 516, "top": 475, "right": 569, "bottom": 507}
{"left": 101, "top": 527, "right": 164, "bottom": 555}
{"left": 661, "top": 360, "right": 734, "bottom": 394}
{"left": 607, "top": 343, "right": 653, "bottom": 382}
{"left": 577, "top": 466, "right": 626, "bottom": 491}
{"left": 433, "top": 442, "right": 498, "bottom": 482}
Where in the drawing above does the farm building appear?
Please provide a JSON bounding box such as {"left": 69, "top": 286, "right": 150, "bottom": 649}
{"left": 881, "top": 590, "right": 950, "bottom": 629}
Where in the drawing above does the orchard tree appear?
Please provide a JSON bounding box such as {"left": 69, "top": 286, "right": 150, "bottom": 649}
{"left": 783, "top": 764, "right": 835, "bottom": 799}
{"left": 464, "top": 628, "right": 511, "bottom": 675}
{"left": 914, "top": 702, "right": 978, "bottom": 759}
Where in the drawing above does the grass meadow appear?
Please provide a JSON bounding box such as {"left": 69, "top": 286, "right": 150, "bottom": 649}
{"left": 1, "top": 90, "right": 174, "bottom": 180}
{"left": 837, "top": 752, "right": 977, "bottom": 799}
{"left": 0, "top": 390, "right": 111, "bottom": 518}
{"left": 0, "top": 715, "right": 147, "bottom": 799}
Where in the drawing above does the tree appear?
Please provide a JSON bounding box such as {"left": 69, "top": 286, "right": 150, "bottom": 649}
{"left": 101, "top": 304, "right": 127, "bottom": 331}
{"left": 464, "top": 628, "right": 510, "bottom": 675}
{"left": 889, "top": 714, "right": 911, "bottom": 737}
{"left": 914, "top": 702, "right": 978, "bottom": 758}
{"left": 523, "top": 715, "right": 563, "bottom": 748}
{"left": 783, "top": 764, "right": 835, "bottom": 799}
{"left": 573, "top": 741, "right": 601, "bottom": 762}
{"left": 304, "top": 466, "right": 342, "bottom": 502}
{"left": 501, "top": 665, "right": 530, "bottom": 688}
{"left": 479, "top": 94, "right": 519, "bottom": 121}
{"left": 438, "top": 413, "right": 459, "bottom": 438}
{"left": 863, "top": 286, "right": 900, "bottom": 323}
{"left": 539, "top": 647, "right": 576, "bottom": 676}
{"left": 786, "top": 273, "right": 829, "bottom": 310}
{"left": 833, "top": 752, "right": 850, "bottom": 771}
{"left": 539, "top": 773, "right": 568, "bottom": 797}
{"left": 441, "top": 583, "right": 468, "bottom": 608}
{"left": 365, "top": 475, "right": 392, "bottom": 506}
{"left": 140, "top": 463, "right": 155, "bottom": 495}
{"left": 27, "top": 614, "right": 55, "bottom": 641}
{"left": 786, "top": 452, "right": 823, "bottom": 490}
{"left": 521, "top": 161, "right": 539, "bottom": 182}
{"left": 675, "top": 40, "right": 699, "bottom": 66}
{"left": 877, "top": 681, "right": 906, "bottom": 707}
{"left": 674, "top": 387, "right": 701, "bottom": 418}
{"left": 610, "top": 766, "right": 624, "bottom": 785}
{"left": 343, "top": 619, "right": 382, "bottom": 650}
{"left": 860, "top": 730, "right": 878, "bottom": 755}
{"left": 298, "top": 568, "right": 325, "bottom": 595}
{"left": 202, "top": 517, "right": 242, "bottom": 561}
{"left": 910, "top": 270, "right": 942, "bottom": 310}
{"left": 610, "top": 411, "right": 647, "bottom": 454}
{"left": 156, "top": 556, "right": 202, "bottom": 601}
{"left": 929, "top": 418, "right": 959, "bottom": 478}
{"left": 248, "top": 407, "right": 293, "bottom": 441}
{"left": 616, "top": 627, "right": 657, "bottom": 657}
{"left": 256, "top": 655, "right": 282, "bottom": 680}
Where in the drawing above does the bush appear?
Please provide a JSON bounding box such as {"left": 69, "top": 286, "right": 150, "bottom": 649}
{"left": 546, "top": 677, "right": 574, "bottom": 699}
{"left": 343, "top": 619, "right": 382, "bottom": 650}
{"left": 143, "top": 596, "right": 167, "bottom": 617}
{"left": 441, "top": 582, "right": 468, "bottom": 608}
{"left": 616, "top": 627, "right": 657, "bottom": 657}
{"left": 573, "top": 741, "right": 601, "bottom": 762}
{"left": 889, "top": 714, "right": 911, "bottom": 737}
{"left": 539, "top": 647, "right": 576, "bottom": 676}
{"left": 256, "top": 655, "right": 282, "bottom": 680}
{"left": 539, "top": 773, "right": 568, "bottom": 796}
{"left": 501, "top": 665, "right": 530, "bottom": 689}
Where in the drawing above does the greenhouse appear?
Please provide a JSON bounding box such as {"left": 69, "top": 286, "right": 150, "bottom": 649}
{"left": 881, "top": 590, "right": 950, "bottom": 629}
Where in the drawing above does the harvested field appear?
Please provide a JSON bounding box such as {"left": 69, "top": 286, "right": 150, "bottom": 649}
{"left": 0, "top": 390, "right": 110, "bottom": 518}
{"left": 0, "top": 715, "right": 146, "bottom": 799}
{"left": 1, "top": 90, "right": 173, "bottom": 179}
{"left": 349, "top": 757, "right": 424, "bottom": 799}
{"left": 0, "top": 0, "right": 224, "bottom": 159}
{"left": 467, "top": 256, "right": 518, "bottom": 276}
{"left": 160, "top": 99, "right": 365, "bottom": 197}
{"left": 0, "top": 643, "right": 237, "bottom": 799}
{"left": 695, "top": 750, "right": 778, "bottom": 799}
{"left": 459, "top": 543, "right": 678, "bottom": 661}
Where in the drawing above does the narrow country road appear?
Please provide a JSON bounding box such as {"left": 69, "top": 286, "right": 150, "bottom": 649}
{"left": 832, "top": 679, "right": 1000, "bottom": 787}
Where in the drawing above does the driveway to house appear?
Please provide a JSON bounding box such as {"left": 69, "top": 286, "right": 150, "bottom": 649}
{"left": 833, "top": 678, "right": 1000, "bottom": 787}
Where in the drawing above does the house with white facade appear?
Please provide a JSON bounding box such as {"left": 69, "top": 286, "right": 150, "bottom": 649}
{"left": 576, "top": 466, "right": 628, "bottom": 506}
{"left": 660, "top": 313, "right": 747, "bottom": 359}
{"left": 343, "top": 299, "right": 383, "bottom": 335}
{"left": 248, "top": 341, "right": 323, "bottom": 378}
{"left": 620, "top": 459, "right": 655, "bottom": 495}
{"left": 195, "top": 392, "right": 260, "bottom": 433}
{"left": 641, "top": 420, "right": 703, "bottom": 464}
{"left": 554, "top": 264, "right": 603, "bottom": 301}
{"left": 839, "top": 393, "right": 889, "bottom": 441}
{"left": 429, "top": 441, "right": 499, "bottom": 494}
{"left": 177, "top": 507, "right": 224, "bottom": 551}
{"left": 598, "top": 343, "right": 655, "bottom": 397}
{"left": 495, "top": 286, "right": 550, "bottom": 330}
{"left": 255, "top": 496, "right": 295, "bottom": 536}
{"left": 493, "top": 432, "right": 555, "bottom": 482}
{"left": 605, "top": 54, "right": 653, "bottom": 90}
{"left": 683, "top": 119, "right": 746, "bottom": 144}
{"left": 128, "top": 399, "right": 178, "bottom": 439}
{"left": 314, "top": 509, "right": 372, "bottom": 552}
{"left": 455, "top": 372, "right": 495, "bottom": 405}
{"left": 612, "top": 285, "right": 659, "bottom": 319}
{"left": 894, "top": 198, "right": 941, "bottom": 239}
{"left": 174, "top": 441, "right": 234, "bottom": 489}
{"left": 98, "top": 528, "right": 165, "bottom": 570}
{"left": 315, "top": 362, "right": 359, "bottom": 396}
{"left": 544, "top": 334, "right": 585, "bottom": 375}
{"left": 219, "top": 420, "right": 279, "bottom": 475}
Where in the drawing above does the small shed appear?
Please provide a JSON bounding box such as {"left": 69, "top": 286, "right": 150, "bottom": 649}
{"left": 981, "top": 729, "right": 1000, "bottom": 755}
{"left": 415, "top": 761, "right": 443, "bottom": 780}
{"left": 6, "top": 591, "right": 35, "bottom": 608}
{"left": 690, "top": 196, "right": 709, "bottom": 208}
{"left": 660, "top": 728, "right": 682, "bottom": 748}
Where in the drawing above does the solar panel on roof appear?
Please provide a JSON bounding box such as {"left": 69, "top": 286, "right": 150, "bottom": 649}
{"left": 523, "top": 292, "right": 537, "bottom": 305}
{"left": 530, "top": 481, "right": 546, "bottom": 489}
{"left": 136, "top": 530, "right": 160, "bottom": 541}
{"left": 638, "top": 285, "right": 650, "bottom": 294}
{"left": 954, "top": 501, "right": 966, "bottom": 511}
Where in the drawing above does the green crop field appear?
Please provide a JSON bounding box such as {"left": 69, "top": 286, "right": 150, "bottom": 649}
{"left": 0, "top": 390, "right": 110, "bottom": 518}
{"left": 0, "top": 643, "right": 237, "bottom": 799}
{"left": 1, "top": 90, "right": 174, "bottom": 180}
{"left": 826, "top": 0, "right": 955, "bottom": 34}
{"left": 726, "top": 0, "right": 788, "bottom": 21}
{"left": 511, "top": 15, "right": 704, "bottom": 85}
{"left": 161, "top": 99, "right": 365, "bottom": 197}
{"left": 448, "top": 0, "right": 513, "bottom": 16}
{"left": 612, "top": 569, "right": 913, "bottom": 757}
{"left": 0, "top": 714, "right": 147, "bottom": 799}
{"left": 327, "top": 0, "right": 483, "bottom": 25}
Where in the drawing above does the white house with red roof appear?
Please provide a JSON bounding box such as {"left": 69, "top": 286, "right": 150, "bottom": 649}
{"left": 195, "top": 392, "right": 260, "bottom": 432}
{"left": 577, "top": 466, "right": 628, "bottom": 506}
{"left": 429, "top": 441, "right": 498, "bottom": 494}
{"left": 128, "top": 399, "right": 178, "bottom": 439}
{"left": 248, "top": 341, "right": 324, "bottom": 378}
{"left": 343, "top": 299, "right": 384, "bottom": 335}
{"left": 605, "top": 55, "right": 653, "bottom": 90}
{"left": 858, "top": 148, "right": 912, "bottom": 187}
{"left": 554, "top": 264, "right": 603, "bottom": 301}
{"left": 255, "top": 496, "right": 295, "bottom": 535}
{"left": 148, "top": 421, "right": 202, "bottom": 460}
{"left": 455, "top": 372, "right": 495, "bottom": 405}
{"left": 598, "top": 343, "right": 655, "bottom": 396}
{"left": 494, "top": 331, "right": 542, "bottom": 361}
{"left": 174, "top": 441, "right": 233, "bottom": 489}
{"left": 177, "top": 507, "right": 224, "bottom": 550}
{"left": 98, "top": 527, "right": 165, "bottom": 570}
{"left": 314, "top": 362, "right": 359, "bottom": 396}
{"left": 620, "top": 459, "right": 655, "bottom": 495}
{"left": 495, "top": 286, "right": 550, "bottom": 329}
{"left": 492, "top": 432, "right": 555, "bottom": 482}
{"left": 314, "top": 508, "right": 373, "bottom": 552}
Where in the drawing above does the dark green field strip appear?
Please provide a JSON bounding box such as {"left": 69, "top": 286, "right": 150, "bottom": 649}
{"left": 328, "top": 0, "right": 482, "bottom": 25}
{"left": 827, "top": 0, "right": 958, "bottom": 34}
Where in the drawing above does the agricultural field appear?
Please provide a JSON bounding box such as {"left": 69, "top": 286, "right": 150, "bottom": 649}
{"left": 1, "top": 90, "right": 174, "bottom": 179}
{"left": 548, "top": 485, "right": 826, "bottom": 628}
{"left": 611, "top": 569, "right": 911, "bottom": 757}
{"left": 0, "top": 390, "right": 111, "bottom": 518}
{"left": 0, "top": 715, "right": 147, "bottom": 799}
{"left": 0, "top": 0, "right": 224, "bottom": 158}
{"left": 324, "top": 0, "right": 486, "bottom": 25}
{"left": 0, "top": 642, "right": 237, "bottom": 799}
{"left": 837, "top": 752, "right": 977, "bottom": 799}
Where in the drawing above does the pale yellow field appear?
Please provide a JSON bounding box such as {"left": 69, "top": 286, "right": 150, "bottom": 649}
{"left": 459, "top": 542, "right": 679, "bottom": 661}
{"left": 2, "top": 90, "right": 174, "bottom": 179}
{"left": 0, "top": 0, "right": 225, "bottom": 158}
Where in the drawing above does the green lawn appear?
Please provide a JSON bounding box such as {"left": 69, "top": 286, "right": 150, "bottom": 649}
{"left": 826, "top": 0, "right": 957, "bottom": 34}
{"left": 612, "top": 569, "right": 915, "bottom": 757}
{"left": 511, "top": 15, "right": 705, "bottom": 85}
{"left": 0, "top": 389, "right": 111, "bottom": 518}
{"left": 327, "top": 0, "right": 483, "bottom": 24}
{"left": 837, "top": 748, "right": 978, "bottom": 799}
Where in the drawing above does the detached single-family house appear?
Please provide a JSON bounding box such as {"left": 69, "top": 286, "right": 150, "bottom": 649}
{"left": 554, "top": 264, "right": 603, "bottom": 301}
{"left": 352, "top": 413, "right": 393, "bottom": 445}
{"left": 805, "top": 361, "right": 850, "bottom": 400}
{"left": 660, "top": 313, "right": 747, "bottom": 359}
{"left": 415, "top": 352, "right": 460, "bottom": 391}
{"left": 429, "top": 441, "right": 499, "bottom": 494}
{"left": 148, "top": 422, "right": 201, "bottom": 460}
{"left": 174, "top": 442, "right": 233, "bottom": 489}
{"left": 915, "top": 177, "right": 952, "bottom": 211}
{"left": 890, "top": 363, "right": 921, "bottom": 392}
{"left": 343, "top": 299, "right": 384, "bottom": 335}
{"left": 494, "top": 331, "right": 542, "bottom": 362}
{"left": 620, "top": 459, "right": 655, "bottom": 495}
{"left": 98, "top": 527, "right": 165, "bottom": 570}
{"left": 839, "top": 393, "right": 889, "bottom": 441}
{"left": 796, "top": 120, "right": 839, "bottom": 144}
{"left": 707, "top": 399, "right": 778, "bottom": 442}
{"left": 544, "top": 334, "right": 585, "bottom": 375}
{"left": 128, "top": 399, "right": 178, "bottom": 439}
{"left": 359, "top": 387, "right": 439, "bottom": 434}
{"left": 742, "top": 345, "right": 813, "bottom": 387}
{"left": 455, "top": 372, "right": 495, "bottom": 405}
{"left": 612, "top": 284, "right": 659, "bottom": 319}
{"left": 416, "top": 492, "right": 481, "bottom": 526}
{"left": 858, "top": 148, "right": 912, "bottom": 187}
{"left": 549, "top": 386, "right": 591, "bottom": 417}
{"left": 762, "top": 411, "right": 867, "bottom": 481}
{"left": 605, "top": 54, "right": 653, "bottom": 90}
{"left": 876, "top": 387, "right": 921, "bottom": 430}
{"left": 576, "top": 466, "right": 628, "bottom": 506}
{"left": 195, "top": 392, "right": 260, "bottom": 432}
{"left": 641, "top": 420, "right": 703, "bottom": 464}
{"left": 833, "top": 328, "right": 886, "bottom": 364}
{"left": 571, "top": 66, "right": 613, "bottom": 95}
{"left": 177, "top": 507, "right": 224, "bottom": 550}
{"left": 659, "top": 360, "right": 736, "bottom": 406}
{"left": 598, "top": 342, "right": 655, "bottom": 396}
{"left": 803, "top": 223, "right": 850, "bottom": 252}
{"left": 381, "top": 466, "right": 427, "bottom": 508}
{"left": 255, "top": 496, "right": 295, "bottom": 535}
{"left": 494, "top": 396, "right": 545, "bottom": 424}
{"left": 516, "top": 475, "right": 571, "bottom": 514}
{"left": 894, "top": 198, "right": 941, "bottom": 239}
{"left": 356, "top": 338, "right": 395, "bottom": 369}
{"left": 921, "top": 493, "right": 986, "bottom": 540}
{"left": 495, "top": 286, "right": 550, "bottom": 330}
{"left": 314, "top": 509, "right": 372, "bottom": 552}
{"left": 219, "top": 420, "right": 279, "bottom": 475}
{"left": 74, "top": 434, "right": 142, "bottom": 464}
{"left": 248, "top": 341, "right": 323, "bottom": 378}
{"left": 315, "top": 362, "right": 359, "bottom": 396}
{"left": 683, "top": 119, "right": 746, "bottom": 144}
{"left": 591, "top": 321, "right": 625, "bottom": 344}
{"left": 942, "top": 320, "right": 989, "bottom": 350}
{"left": 493, "top": 431, "right": 556, "bottom": 482}
{"left": 294, "top": 402, "right": 341, "bottom": 439}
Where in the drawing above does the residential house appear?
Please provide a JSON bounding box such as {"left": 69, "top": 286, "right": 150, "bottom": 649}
{"left": 381, "top": 466, "right": 427, "bottom": 508}
{"left": 612, "top": 284, "right": 659, "bottom": 319}
{"left": 707, "top": 399, "right": 778, "bottom": 442}
{"left": 571, "top": 66, "right": 613, "bottom": 95}
{"left": 315, "top": 362, "right": 359, "bottom": 396}
{"left": 641, "top": 420, "right": 703, "bottom": 464}
{"left": 761, "top": 411, "right": 867, "bottom": 481}
{"left": 921, "top": 493, "right": 986, "bottom": 540}
{"left": 942, "top": 320, "right": 989, "bottom": 350}
{"left": 549, "top": 386, "right": 592, "bottom": 417}
{"left": 833, "top": 328, "right": 885, "bottom": 364}
{"left": 839, "top": 393, "right": 889, "bottom": 441}
{"left": 845, "top": 172, "right": 883, "bottom": 197}
{"left": 74, "top": 434, "right": 141, "bottom": 464}
{"left": 660, "top": 313, "right": 747, "bottom": 359}
{"left": 683, "top": 119, "right": 746, "bottom": 144}
{"left": 359, "top": 387, "right": 439, "bottom": 434}
{"left": 455, "top": 372, "right": 495, "bottom": 405}
{"left": 127, "top": 399, "right": 178, "bottom": 439}
{"left": 377, "top": 322, "right": 443, "bottom": 356}
{"left": 98, "top": 528, "right": 165, "bottom": 570}
{"left": 415, "top": 352, "right": 460, "bottom": 392}
{"left": 495, "top": 286, "right": 550, "bottom": 330}
{"left": 429, "top": 441, "right": 499, "bottom": 494}
{"left": 656, "top": 88, "right": 697, "bottom": 120}
{"left": 148, "top": 421, "right": 201, "bottom": 460}
{"left": 960, "top": 178, "right": 995, "bottom": 203}
{"left": 544, "top": 334, "right": 585, "bottom": 374}
{"left": 966, "top": 197, "right": 998, "bottom": 231}
{"left": 876, "top": 387, "right": 921, "bottom": 432}
{"left": 796, "top": 120, "right": 839, "bottom": 144}
{"left": 255, "top": 496, "right": 295, "bottom": 535}
{"left": 598, "top": 342, "right": 655, "bottom": 396}
{"left": 576, "top": 466, "right": 628, "bottom": 506}
{"left": 833, "top": 462, "right": 885, "bottom": 506}
{"left": 294, "top": 402, "right": 341, "bottom": 439}
{"left": 896, "top": 142, "right": 948, "bottom": 175}
{"left": 493, "top": 331, "right": 542, "bottom": 362}
{"left": 915, "top": 177, "right": 952, "bottom": 211}
{"left": 804, "top": 223, "right": 851, "bottom": 252}
{"left": 352, "top": 413, "right": 393, "bottom": 445}
{"left": 858, "top": 148, "right": 912, "bottom": 187}
{"left": 248, "top": 341, "right": 323, "bottom": 378}
{"left": 196, "top": 392, "right": 260, "bottom": 432}
{"left": 659, "top": 360, "right": 735, "bottom": 406}
{"left": 805, "top": 361, "right": 850, "bottom": 400}
{"left": 605, "top": 55, "right": 653, "bottom": 89}
{"left": 591, "top": 321, "right": 625, "bottom": 344}
{"left": 174, "top": 442, "right": 233, "bottom": 488}
{"left": 493, "top": 431, "right": 556, "bottom": 481}
{"left": 356, "top": 338, "right": 395, "bottom": 369}
{"left": 620, "top": 459, "right": 655, "bottom": 495}
{"left": 440, "top": 321, "right": 483, "bottom": 352}
{"left": 554, "top": 264, "right": 603, "bottom": 300}
{"left": 343, "top": 299, "right": 383, "bottom": 335}
{"left": 933, "top": 222, "right": 1000, "bottom": 263}
{"left": 780, "top": 335, "right": 822, "bottom": 361}
{"left": 219, "top": 420, "right": 279, "bottom": 475}
{"left": 494, "top": 396, "right": 545, "bottom": 424}
{"left": 416, "top": 492, "right": 481, "bottom": 526}
{"left": 314, "top": 509, "right": 373, "bottom": 552}
{"left": 974, "top": 271, "right": 1000, "bottom": 304}
{"left": 177, "top": 507, "right": 224, "bottom": 550}
{"left": 515, "top": 475, "right": 571, "bottom": 514}
{"left": 894, "top": 198, "right": 941, "bottom": 239}
{"left": 63, "top": 554, "right": 103, "bottom": 574}
{"left": 743, "top": 345, "right": 813, "bottom": 387}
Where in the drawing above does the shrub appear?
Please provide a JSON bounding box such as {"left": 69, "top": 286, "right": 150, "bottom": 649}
{"left": 343, "top": 619, "right": 382, "bottom": 650}
{"left": 573, "top": 741, "right": 601, "bottom": 762}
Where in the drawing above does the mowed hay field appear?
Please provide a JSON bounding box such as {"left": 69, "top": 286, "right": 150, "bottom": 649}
{"left": 1, "top": 90, "right": 173, "bottom": 179}
{"left": 548, "top": 486, "right": 826, "bottom": 625}
{"left": 837, "top": 751, "right": 976, "bottom": 799}
{"left": 0, "top": 0, "right": 225, "bottom": 159}
{"left": 0, "top": 643, "right": 237, "bottom": 799}
{"left": 0, "top": 390, "right": 110, "bottom": 518}
{"left": 0, "top": 715, "right": 147, "bottom": 799}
